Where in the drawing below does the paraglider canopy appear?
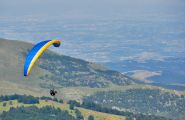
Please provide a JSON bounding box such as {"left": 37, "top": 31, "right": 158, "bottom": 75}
{"left": 24, "top": 39, "right": 61, "bottom": 76}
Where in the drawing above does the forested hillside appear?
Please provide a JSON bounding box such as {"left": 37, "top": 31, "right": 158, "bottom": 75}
{"left": 0, "top": 94, "right": 171, "bottom": 120}
{"left": 84, "top": 89, "right": 185, "bottom": 120}
{"left": 1, "top": 106, "right": 77, "bottom": 120}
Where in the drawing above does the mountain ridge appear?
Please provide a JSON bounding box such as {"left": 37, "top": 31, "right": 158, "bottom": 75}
{"left": 0, "top": 38, "right": 138, "bottom": 97}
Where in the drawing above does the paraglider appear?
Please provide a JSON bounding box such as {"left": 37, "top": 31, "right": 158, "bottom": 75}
{"left": 24, "top": 39, "right": 61, "bottom": 96}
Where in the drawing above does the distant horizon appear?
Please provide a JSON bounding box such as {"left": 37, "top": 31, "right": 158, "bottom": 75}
{"left": 1, "top": 0, "right": 185, "bottom": 20}
{"left": 0, "top": 0, "right": 185, "bottom": 85}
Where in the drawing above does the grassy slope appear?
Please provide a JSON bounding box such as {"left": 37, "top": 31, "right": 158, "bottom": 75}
{"left": 0, "top": 38, "right": 132, "bottom": 100}
{"left": 0, "top": 38, "right": 183, "bottom": 101}
{"left": 60, "top": 84, "right": 184, "bottom": 102}
{"left": 0, "top": 39, "right": 49, "bottom": 97}
{"left": 0, "top": 100, "right": 125, "bottom": 120}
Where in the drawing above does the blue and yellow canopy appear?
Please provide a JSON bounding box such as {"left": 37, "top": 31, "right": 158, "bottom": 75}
{"left": 24, "top": 39, "right": 61, "bottom": 76}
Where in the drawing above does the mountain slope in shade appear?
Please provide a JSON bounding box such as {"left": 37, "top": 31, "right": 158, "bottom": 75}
{"left": 0, "top": 38, "right": 137, "bottom": 97}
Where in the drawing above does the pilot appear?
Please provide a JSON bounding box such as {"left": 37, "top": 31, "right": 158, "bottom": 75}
{"left": 50, "top": 89, "right": 57, "bottom": 96}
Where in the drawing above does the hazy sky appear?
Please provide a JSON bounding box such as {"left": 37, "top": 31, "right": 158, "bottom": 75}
{"left": 0, "top": 0, "right": 184, "bottom": 20}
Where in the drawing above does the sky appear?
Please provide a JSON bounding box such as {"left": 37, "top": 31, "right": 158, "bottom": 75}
{"left": 0, "top": 0, "right": 185, "bottom": 20}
